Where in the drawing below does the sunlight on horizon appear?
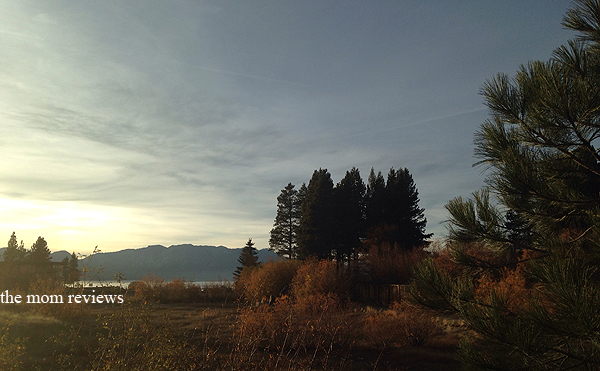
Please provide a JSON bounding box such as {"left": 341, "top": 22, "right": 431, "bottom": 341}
{"left": 0, "top": 198, "right": 140, "bottom": 254}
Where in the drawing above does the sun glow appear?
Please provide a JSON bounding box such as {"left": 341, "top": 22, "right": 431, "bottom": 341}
{"left": 0, "top": 198, "right": 134, "bottom": 254}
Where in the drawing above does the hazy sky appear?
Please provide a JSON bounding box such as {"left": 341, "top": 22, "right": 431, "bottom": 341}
{"left": 0, "top": 1, "right": 574, "bottom": 254}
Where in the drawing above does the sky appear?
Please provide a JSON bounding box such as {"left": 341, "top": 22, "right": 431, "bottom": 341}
{"left": 0, "top": 1, "right": 575, "bottom": 254}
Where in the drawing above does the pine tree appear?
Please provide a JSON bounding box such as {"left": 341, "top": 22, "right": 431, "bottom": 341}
{"left": 233, "top": 238, "right": 259, "bottom": 280}
{"left": 365, "top": 168, "right": 431, "bottom": 249}
{"left": 297, "top": 183, "right": 307, "bottom": 207}
{"left": 63, "top": 252, "right": 80, "bottom": 284}
{"left": 411, "top": 1, "right": 600, "bottom": 368}
{"left": 385, "top": 168, "right": 431, "bottom": 249}
{"left": 269, "top": 183, "right": 301, "bottom": 259}
{"left": 3, "top": 232, "right": 27, "bottom": 263}
{"left": 28, "top": 236, "right": 50, "bottom": 266}
{"left": 297, "top": 169, "right": 335, "bottom": 259}
{"left": 333, "top": 167, "right": 366, "bottom": 262}
{"left": 68, "top": 252, "right": 79, "bottom": 283}
{"left": 365, "top": 168, "right": 386, "bottom": 229}
{"left": 62, "top": 256, "right": 70, "bottom": 283}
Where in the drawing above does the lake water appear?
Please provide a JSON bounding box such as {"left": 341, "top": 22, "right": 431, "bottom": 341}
{"left": 71, "top": 279, "right": 232, "bottom": 288}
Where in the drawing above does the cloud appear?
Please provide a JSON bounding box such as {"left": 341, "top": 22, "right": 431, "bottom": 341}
{"left": 0, "top": 1, "right": 574, "bottom": 252}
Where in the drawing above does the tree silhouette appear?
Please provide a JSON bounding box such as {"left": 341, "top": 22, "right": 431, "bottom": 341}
{"left": 365, "top": 168, "right": 386, "bottom": 229}
{"left": 3, "top": 232, "right": 27, "bottom": 263}
{"left": 384, "top": 168, "right": 431, "bottom": 249}
{"left": 269, "top": 183, "right": 302, "bottom": 259}
{"left": 297, "top": 169, "right": 335, "bottom": 259}
{"left": 365, "top": 168, "right": 431, "bottom": 249}
{"left": 63, "top": 252, "right": 80, "bottom": 284}
{"left": 332, "top": 167, "right": 366, "bottom": 262}
{"left": 28, "top": 236, "right": 51, "bottom": 266}
{"left": 233, "top": 238, "right": 259, "bottom": 280}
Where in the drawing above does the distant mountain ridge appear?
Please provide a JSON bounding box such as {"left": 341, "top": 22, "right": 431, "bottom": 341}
{"left": 0, "top": 244, "right": 277, "bottom": 282}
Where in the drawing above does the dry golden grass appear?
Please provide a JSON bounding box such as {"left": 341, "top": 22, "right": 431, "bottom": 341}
{"left": 0, "top": 298, "right": 465, "bottom": 371}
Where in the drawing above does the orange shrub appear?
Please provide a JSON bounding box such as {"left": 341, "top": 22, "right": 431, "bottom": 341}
{"left": 361, "top": 302, "right": 441, "bottom": 348}
{"left": 163, "top": 277, "right": 188, "bottom": 302}
{"left": 200, "top": 281, "right": 235, "bottom": 303}
{"left": 474, "top": 252, "right": 532, "bottom": 312}
{"left": 238, "top": 259, "right": 302, "bottom": 303}
{"left": 235, "top": 292, "right": 356, "bottom": 355}
{"left": 130, "top": 274, "right": 165, "bottom": 302}
{"left": 431, "top": 244, "right": 464, "bottom": 277}
{"left": 291, "top": 258, "right": 350, "bottom": 303}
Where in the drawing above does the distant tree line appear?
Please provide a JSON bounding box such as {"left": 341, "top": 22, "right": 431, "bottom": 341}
{"left": 1, "top": 232, "right": 80, "bottom": 289}
{"left": 269, "top": 167, "right": 431, "bottom": 261}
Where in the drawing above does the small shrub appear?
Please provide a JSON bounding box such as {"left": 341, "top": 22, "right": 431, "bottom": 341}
{"left": 130, "top": 274, "right": 165, "bottom": 303}
{"left": 362, "top": 302, "right": 441, "bottom": 348}
{"left": 291, "top": 258, "right": 350, "bottom": 303}
{"left": 235, "top": 292, "right": 357, "bottom": 356}
{"left": 164, "top": 277, "right": 188, "bottom": 302}
{"left": 475, "top": 264, "right": 529, "bottom": 312}
{"left": 238, "top": 260, "right": 302, "bottom": 303}
{"left": 130, "top": 276, "right": 234, "bottom": 304}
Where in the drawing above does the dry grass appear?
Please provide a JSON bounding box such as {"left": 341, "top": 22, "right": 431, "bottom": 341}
{"left": 130, "top": 275, "right": 236, "bottom": 304}
{"left": 0, "top": 263, "right": 468, "bottom": 371}
{"left": 0, "top": 299, "right": 465, "bottom": 371}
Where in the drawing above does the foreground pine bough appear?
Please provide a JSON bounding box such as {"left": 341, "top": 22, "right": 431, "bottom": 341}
{"left": 410, "top": 1, "right": 600, "bottom": 369}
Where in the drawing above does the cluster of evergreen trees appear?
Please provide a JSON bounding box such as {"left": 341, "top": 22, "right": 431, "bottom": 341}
{"left": 5, "top": 232, "right": 50, "bottom": 266}
{"left": 2, "top": 232, "right": 79, "bottom": 286}
{"left": 269, "top": 167, "right": 431, "bottom": 261}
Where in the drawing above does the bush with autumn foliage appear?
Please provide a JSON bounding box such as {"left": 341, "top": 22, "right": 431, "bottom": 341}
{"left": 423, "top": 240, "right": 536, "bottom": 313}
{"left": 233, "top": 255, "right": 443, "bottom": 366}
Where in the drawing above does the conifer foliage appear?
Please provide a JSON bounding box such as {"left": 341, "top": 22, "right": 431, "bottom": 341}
{"left": 62, "top": 252, "right": 80, "bottom": 284}
{"left": 3, "top": 231, "right": 27, "bottom": 263}
{"left": 29, "top": 236, "right": 51, "bottom": 266}
{"left": 269, "top": 183, "right": 302, "bottom": 259}
{"left": 411, "top": 1, "right": 600, "bottom": 369}
{"left": 332, "top": 167, "right": 366, "bottom": 261}
{"left": 1, "top": 233, "right": 59, "bottom": 290}
{"left": 233, "top": 238, "right": 259, "bottom": 280}
{"left": 273, "top": 166, "right": 430, "bottom": 261}
{"left": 365, "top": 168, "right": 431, "bottom": 250}
{"left": 297, "top": 169, "right": 336, "bottom": 259}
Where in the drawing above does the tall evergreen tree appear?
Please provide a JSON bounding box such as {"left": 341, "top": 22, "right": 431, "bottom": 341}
{"left": 28, "top": 236, "right": 50, "bottom": 266}
{"left": 365, "top": 168, "right": 431, "bottom": 249}
{"left": 297, "top": 183, "right": 307, "bottom": 206}
{"left": 365, "top": 168, "right": 386, "bottom": 229}
{"left": 385, "top": 168, "right": 431, "bottom": 249}
{"left": 3, "top": 232, "right": 27, "bottom": 263}
{"left": 62, "top": 252, "right": 80, "bottom": 284}
{"left": 233, "top": 238, "right": 259, "bottom": 280}
{"left": 62, "top": 255, "right": 70, "bottom": 283}
{"left": 297, "top": 169, "right": 335, "bottom": 259}
{"left": 412, "top": 2, "right": 600, "bottom": 368}
{"left": 269, "top": 183, "right": 302, "bottom": 259}
{"left": 333, "top": 167, "right": 366, "bottom": 262}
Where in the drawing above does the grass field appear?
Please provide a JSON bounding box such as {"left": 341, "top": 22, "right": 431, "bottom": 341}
{"left": 0, "top": 301, "right": 466, "bottom": 370}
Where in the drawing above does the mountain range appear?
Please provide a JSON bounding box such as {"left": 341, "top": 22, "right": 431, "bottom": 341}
{"left": 0, "top": 244, "right": 277, "bottom": 282}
